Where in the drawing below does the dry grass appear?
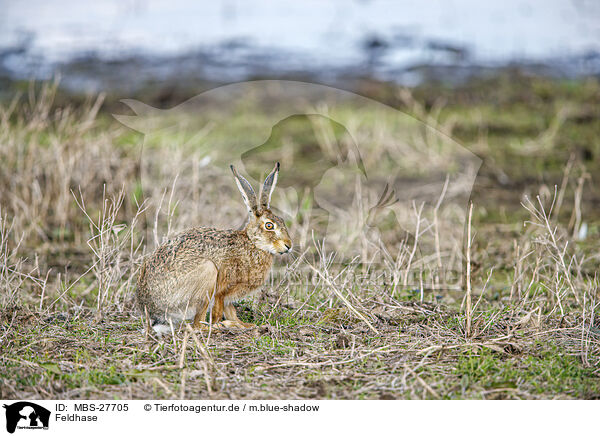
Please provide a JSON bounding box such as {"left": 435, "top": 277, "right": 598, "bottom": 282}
{"left": 0, "top": 81, "right": 599, "bottom": 400}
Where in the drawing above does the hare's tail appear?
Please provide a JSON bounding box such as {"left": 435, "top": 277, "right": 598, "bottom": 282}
{"left": 147, "top": 308, "right": 196, "bottom": 336}
{"left": 151, "top": 319, "right": 172, "bottom": 335}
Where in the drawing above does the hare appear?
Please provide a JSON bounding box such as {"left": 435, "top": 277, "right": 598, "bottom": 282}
{"left": 136, "top": 163, "right": 292, "bottom": 334}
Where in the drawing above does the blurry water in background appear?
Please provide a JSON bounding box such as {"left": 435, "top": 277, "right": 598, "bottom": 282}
{"left": 1, "top": 0, "right": 599, "bottom": 91}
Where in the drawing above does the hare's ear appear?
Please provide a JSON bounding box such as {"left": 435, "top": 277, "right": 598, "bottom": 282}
{"left": 230, "top": 165, "right": 258, "bottom": 213}
{"left": 260, "top": 162, "right": 280, "bottom": 209}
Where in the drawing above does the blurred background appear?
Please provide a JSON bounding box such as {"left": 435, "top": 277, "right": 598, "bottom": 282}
{"left": 1, "top": 0, "right": 599, "bottom": 100}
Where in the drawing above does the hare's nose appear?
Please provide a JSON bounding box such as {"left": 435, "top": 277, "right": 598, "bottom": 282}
{"left": 284, "top": 242, "right": 292, "bottom": 252}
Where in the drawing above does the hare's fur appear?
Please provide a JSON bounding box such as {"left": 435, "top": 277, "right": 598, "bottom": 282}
{"left": 136, "top": 163, "right": 291, "bottom": 334}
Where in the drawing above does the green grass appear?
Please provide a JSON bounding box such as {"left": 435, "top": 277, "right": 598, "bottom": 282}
{"left": 453, "top": 343, "right": 600, "bottom": 399}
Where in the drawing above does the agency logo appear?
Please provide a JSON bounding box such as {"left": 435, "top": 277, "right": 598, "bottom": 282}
{"left": 2, "top": 402, "right": 50, "bottom": 434}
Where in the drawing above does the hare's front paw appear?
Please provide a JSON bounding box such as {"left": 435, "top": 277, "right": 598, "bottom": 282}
{"left": 192, "top": 321, "right": 210, "bottom": 331}
{"left": 220, "top": 320, "right": 256, "bottom": 329}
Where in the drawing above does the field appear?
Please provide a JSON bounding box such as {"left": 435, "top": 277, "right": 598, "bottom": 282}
{"left": 1, "top": 74, "right": 599, "bottom": 399}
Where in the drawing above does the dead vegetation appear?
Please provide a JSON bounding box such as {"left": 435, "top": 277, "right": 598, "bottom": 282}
{"left": 0, "top": 79, "right": 599, "bottom": 400}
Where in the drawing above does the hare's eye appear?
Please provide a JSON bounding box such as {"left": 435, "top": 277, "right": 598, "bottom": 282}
{"left": 264, "top": 221, "right": 274, "bottom": 230}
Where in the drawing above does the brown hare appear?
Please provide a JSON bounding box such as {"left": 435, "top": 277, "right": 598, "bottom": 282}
{"left": 136, "top": 163, "right": 292, "bottom": 334}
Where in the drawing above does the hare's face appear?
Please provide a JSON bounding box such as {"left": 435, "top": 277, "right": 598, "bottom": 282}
{"left": 247, "top": 210, "right": 292, "bottom": 255}
{"left": 231, "top": 162, "right": 291, "bottom": 254}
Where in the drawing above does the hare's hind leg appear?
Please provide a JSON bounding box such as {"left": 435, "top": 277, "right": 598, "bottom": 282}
{"left": 192, "top": 297, "right": 229, "bottom": 331}
{"left": 210, "top": 294, "right": 225, "bottom": 324}
{"left": 192, "top": 261, "right": 220, "bottom": 330}
{"left": 192, "top": 299, "right": 210, "bottom": 330}
{"left": 223, "top": 304, "right": 255, "bottom": 329}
